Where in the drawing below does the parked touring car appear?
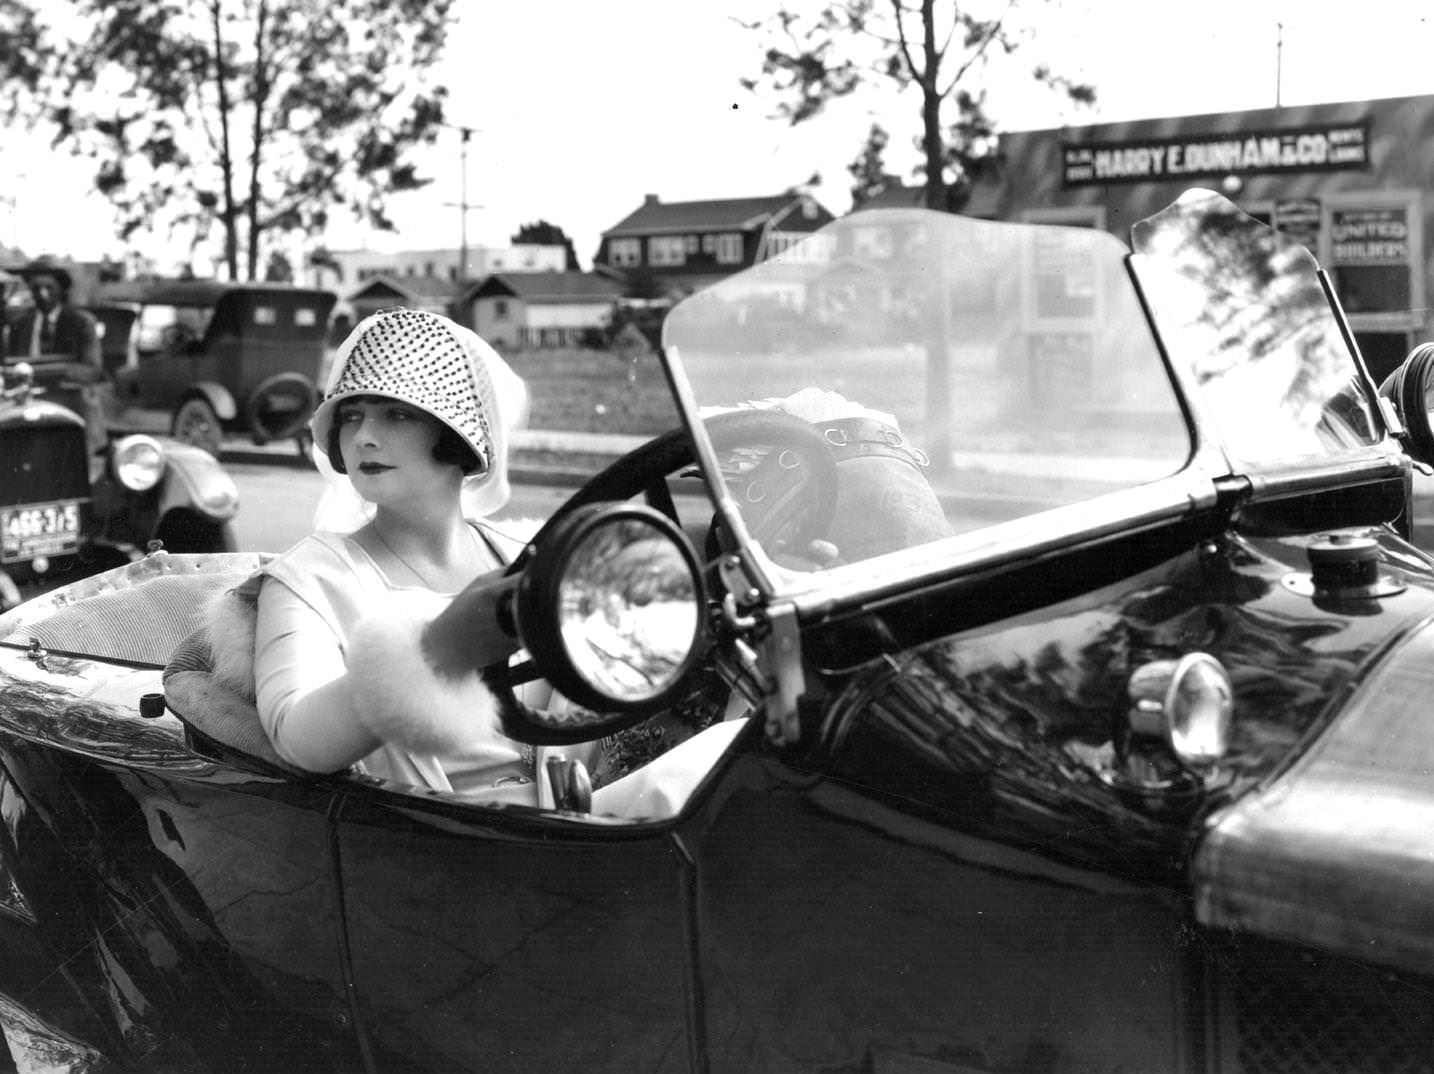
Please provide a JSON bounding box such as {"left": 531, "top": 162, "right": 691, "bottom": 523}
{"left": 5, "top": 192, "right": 1434, "bottom": 1072}
{"left": 1, "top": 358, "right": 238, "bottom": 612}
{"left": 93, "top": 281, "right": 337, "bottom": 457}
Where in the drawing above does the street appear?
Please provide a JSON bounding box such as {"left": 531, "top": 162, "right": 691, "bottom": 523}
{"left": 225, "top": 457, "right": 576, "bottom": 554}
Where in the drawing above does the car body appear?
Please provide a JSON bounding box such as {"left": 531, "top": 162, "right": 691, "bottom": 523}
{"left": 5, "top": 190, "right": 1434, "bottom": 1072}
{"left": 91, "top": 281, "right": 338, "bottom": 457}
{"left": 0, "top": 358, "right": 240, "bottom": 612}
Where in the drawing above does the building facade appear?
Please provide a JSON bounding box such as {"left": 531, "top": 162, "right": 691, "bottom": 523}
{"left": 975, "top": 93, "right": 1434, "bottom": 383}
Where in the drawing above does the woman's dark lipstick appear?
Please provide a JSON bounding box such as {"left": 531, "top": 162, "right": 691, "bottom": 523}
{"left": 358, "top": 462, "right": 394, "bottom": 474}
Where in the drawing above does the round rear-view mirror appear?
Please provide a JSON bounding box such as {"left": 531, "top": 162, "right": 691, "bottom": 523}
{"left": 515, "top": 503, "right": 706, "bottom": 719}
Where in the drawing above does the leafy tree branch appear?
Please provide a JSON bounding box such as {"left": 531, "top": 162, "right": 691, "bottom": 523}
{"left": 0, "top": 0, "right": 453, "bottom": 279}
{"left": 739, "top": 0, "right": 1094, "bottom": 212}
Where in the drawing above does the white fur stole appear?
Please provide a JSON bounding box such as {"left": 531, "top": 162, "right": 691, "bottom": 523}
{"left": 202, "top": 581, "right": 501, "bottom": 757}
{"left": 346, "top": 599, "right": 501, "bottom": 756}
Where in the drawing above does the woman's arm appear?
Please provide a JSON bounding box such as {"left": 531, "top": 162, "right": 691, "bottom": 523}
{"left": 254, "top": 578, "right": 383, "bottom": 772}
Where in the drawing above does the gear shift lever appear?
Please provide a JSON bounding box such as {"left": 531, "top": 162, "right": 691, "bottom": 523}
{"left": 545, "top": 753, "right": 593, "bottom": 813}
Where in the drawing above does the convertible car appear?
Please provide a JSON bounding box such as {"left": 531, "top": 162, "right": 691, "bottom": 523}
{"left": 6, "top": 190, "right": 1434, "bottom": 1073}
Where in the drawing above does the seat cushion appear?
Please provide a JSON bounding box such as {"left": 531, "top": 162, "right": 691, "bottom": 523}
{"left": 163, "top": 666, "right": 306, "bottom": 776}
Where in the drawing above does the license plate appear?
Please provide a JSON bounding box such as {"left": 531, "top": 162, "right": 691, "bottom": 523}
{"left": 1, "top": 500, "right": 84, "bottom": 564}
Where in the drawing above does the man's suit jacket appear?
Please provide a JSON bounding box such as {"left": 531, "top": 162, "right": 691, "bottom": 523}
{"left": 5, "top": 305, "right": 102, "bottom": 368}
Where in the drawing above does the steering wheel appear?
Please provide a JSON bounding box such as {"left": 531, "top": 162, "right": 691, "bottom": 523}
{"left": 515, "top": 407, "right": 840, "bottom": 570}
{"left": 161, "top": 323, "right": 197, "bottom": 351}
{"left": 487, "top": 408, "right": 841, "bottom": 747}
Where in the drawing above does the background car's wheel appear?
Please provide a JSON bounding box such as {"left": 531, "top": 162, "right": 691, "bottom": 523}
{"left": 172, "top": 398, "right": 223, "bottom": 457}
{"left": 152, "top": 510, "right": 238, "bottom": 554}
{"left": 245, "top": 372, "right": 316, "bottom": 446}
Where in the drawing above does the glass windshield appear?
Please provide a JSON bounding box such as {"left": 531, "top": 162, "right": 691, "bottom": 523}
{"left": 661, "top": 193, "right": 1380, "bottom": 580}
{"left": 663, "top": 207, "right": 1189, "bottom": 570}
{"left": 136, "top": 304, "right": 213, "bottom": 354}
{"left": 1130, "top": 189, "right": 1379, "bottom": 462}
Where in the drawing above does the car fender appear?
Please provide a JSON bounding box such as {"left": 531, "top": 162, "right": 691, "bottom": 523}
{"left": 0, "top": 570, "right": 21, "bottom": 612}
{"left": 154, "top": 441, "right": 240, "bottom": 522}
{"left": 186, "top": 382, "right": 237, "bottom": 421}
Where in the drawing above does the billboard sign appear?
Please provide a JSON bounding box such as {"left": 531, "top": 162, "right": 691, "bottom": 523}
{"left": 1062, "top": 121, "right": 1370, "bottom": 188}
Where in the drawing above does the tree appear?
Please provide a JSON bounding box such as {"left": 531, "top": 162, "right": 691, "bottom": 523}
{"left": 0, "top": 0, "right": 452, "bottom": 280}
{"left": 511, "top": 220, "right": 581, "bottom": 271}
{"left": 848, "top": 122, "right": 896, "bottom": 208}
{"left": 739, "top": 0, "right": 1095, "bottom": 212}
{"left": 263, "top": 250, "right": 293, "bottom": 282}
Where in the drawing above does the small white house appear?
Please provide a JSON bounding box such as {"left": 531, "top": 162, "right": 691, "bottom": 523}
{"left": 344, "top": 274, "right": 464, "bottom": 324}
{"left": 462, "top": 272, "right": 625, "bottom": 350}
{"left": 312, "top": 244, "right": 567, "bottom": 291}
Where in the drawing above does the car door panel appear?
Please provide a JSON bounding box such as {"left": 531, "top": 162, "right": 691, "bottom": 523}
{"left": 686, "top": 753, "right": 1196, "bottom": 1074}
{"left": 0, "top": 743, "right": 357, "bottom": 1071}
{"left": 334, "top": 791, "right": 695, "bottom": 1074}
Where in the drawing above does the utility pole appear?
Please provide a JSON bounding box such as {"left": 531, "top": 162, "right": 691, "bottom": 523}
{"left": 442, "top": 125, "right": 482, "bottom": 284}
{"left": 1275, "top": 22, "right": 1283, "bottom": 108}
{"left": 458, "top": 126, "right": 471, "bottom": 282}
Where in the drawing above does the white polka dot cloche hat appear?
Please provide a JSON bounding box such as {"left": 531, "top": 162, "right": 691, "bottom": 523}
{"left": 312, "top": 307, "right": 513, "bottom": 476}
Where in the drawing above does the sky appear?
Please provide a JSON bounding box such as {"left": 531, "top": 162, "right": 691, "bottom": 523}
{"left": 6, "top": 0, "right": 1434, "bottom": 272}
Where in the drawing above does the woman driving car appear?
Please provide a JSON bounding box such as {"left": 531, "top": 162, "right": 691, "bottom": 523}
{"left": 230, "top": 307, "right": 740, "bottom": 814}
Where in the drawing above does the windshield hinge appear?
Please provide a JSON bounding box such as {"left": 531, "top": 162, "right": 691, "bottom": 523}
{"left": 757, "top": 601, "right": 805, "bottom": 746}
{"left": 716, "top": 552, "right": 805, "bottom": 744}
{"left": 1376, "top": 393, "right": 1406, "bottom": 439}
{"left": 1211, "top": 473, "right": 1253, "bottom": 512}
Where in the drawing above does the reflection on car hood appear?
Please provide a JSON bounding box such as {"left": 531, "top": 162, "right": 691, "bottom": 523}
{"left": 1195, "top": 614, "right": 1434, "bottom": 977}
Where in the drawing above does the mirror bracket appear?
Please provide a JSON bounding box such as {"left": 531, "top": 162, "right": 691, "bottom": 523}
{"left": 1375, "top": 394, "right": 1406, "bottom": 440}
{"left": 758, "top": 601, "right": 806, "bottom": 746}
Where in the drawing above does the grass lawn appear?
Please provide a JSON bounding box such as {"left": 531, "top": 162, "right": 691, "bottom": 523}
{"left": 500, "top": 346, "right": 680, "bottom": 435}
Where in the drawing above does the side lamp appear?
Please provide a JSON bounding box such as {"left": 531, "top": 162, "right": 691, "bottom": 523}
{"left": 1111, "top": 652, "right": 1233, "bottom": 801}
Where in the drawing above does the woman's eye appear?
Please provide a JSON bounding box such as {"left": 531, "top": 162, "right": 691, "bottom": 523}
{"left": 338, "top": 409, "right": 362, "bottom": 424}
{"left": 388, "top": 407, "right": 414, "bottom": 421}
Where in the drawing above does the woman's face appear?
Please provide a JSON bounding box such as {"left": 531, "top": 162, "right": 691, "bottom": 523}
{"left": 336, "top": 395, "right": 455, "bottom": 503}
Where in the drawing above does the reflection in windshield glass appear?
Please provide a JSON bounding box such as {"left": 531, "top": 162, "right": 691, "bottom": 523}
{"left": 1131, "top": 189, "right": 1378, "bottom": 462}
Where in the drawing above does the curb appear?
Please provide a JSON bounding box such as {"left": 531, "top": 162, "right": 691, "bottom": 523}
{"left": 220, "top": 437, "right": 623, "bottom": 488}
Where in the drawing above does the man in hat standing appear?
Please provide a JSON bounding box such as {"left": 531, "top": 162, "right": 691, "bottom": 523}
{"left": 5, "top": 258, "right": 101, "bottom": 368}
{"left": 5, "top": 258, "right": 108, "bottom": 465}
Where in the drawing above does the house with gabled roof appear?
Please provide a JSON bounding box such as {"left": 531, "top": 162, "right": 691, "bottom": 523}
{"left": 593, "top": 191, "right": 836, "bottom": 297}
{"left": 345, "top": 274, "right": 464, "bottom": 323}
{"left": 851, "top": 179, "right": 927, "bottom": 212}
{"left": 460, "top": 271, "right": 625, "bottom": 350}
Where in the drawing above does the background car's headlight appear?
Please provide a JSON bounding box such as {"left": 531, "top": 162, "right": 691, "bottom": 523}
{"left": 111, "top": 435, "right": 165, "bottom": 492}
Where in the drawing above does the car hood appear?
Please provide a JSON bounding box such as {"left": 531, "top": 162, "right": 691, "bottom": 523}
{"left": 1195, "top": 613, "right": 1434, "bottom": 976}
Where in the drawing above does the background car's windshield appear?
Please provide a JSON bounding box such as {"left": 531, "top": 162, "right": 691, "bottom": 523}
{"left": 137, "top": 304, "right": 212, "bottom": 353}
{"left": 664, "top": 209, "right": 1190, "bottom": 566}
